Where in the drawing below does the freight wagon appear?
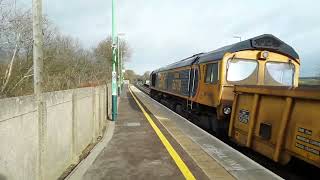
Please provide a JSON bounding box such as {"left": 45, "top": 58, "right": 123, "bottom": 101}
{"left": 228, "top": 86, "right": 320, "bottom": 167}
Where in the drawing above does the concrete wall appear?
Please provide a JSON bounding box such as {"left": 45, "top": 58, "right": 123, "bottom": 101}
{"left": 0, "top": 85, "right": 110, "bottom": 180}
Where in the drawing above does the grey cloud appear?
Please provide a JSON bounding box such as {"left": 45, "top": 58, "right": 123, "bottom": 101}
{"left": 19, "top": 0, "right": 320, "bottom": 76}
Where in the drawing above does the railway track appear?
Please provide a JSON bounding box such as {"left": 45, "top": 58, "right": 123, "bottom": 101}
{"left": 135, "top": 84, "right": 318, "bottom": 180}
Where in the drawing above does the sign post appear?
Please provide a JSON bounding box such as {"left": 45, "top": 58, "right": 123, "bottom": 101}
{"left": 111, "top": 0, "right": 117, "bottom": 121}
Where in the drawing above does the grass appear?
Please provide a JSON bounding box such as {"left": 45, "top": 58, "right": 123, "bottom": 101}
{"left": 299, "top": 77, "right": 320, "bottom": 86}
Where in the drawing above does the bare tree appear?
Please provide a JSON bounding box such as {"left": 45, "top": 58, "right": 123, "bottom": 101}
{"left": 142, "top": 71, "right": 150, "bottom": 82}
{"left": 124, "top": 69, "right": 139, "bottom": 83}
{"left": 1, "top": 33, "right": 20, "bottom": 94}
{"left": 0, "top": 0, "right": 132, "bottom": 98}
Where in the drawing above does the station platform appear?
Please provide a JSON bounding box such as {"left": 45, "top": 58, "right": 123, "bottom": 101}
{"left": 66, "top": 85, "right": 282, "bottom": 180}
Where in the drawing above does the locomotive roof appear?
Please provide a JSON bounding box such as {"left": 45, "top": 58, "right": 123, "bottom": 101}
{"left": 152, "top": 34, "right": 299, "bottom": 73}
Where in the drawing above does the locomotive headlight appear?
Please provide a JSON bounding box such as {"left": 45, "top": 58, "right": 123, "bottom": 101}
{"left": 259, "top": 51, "right": 269, "bottom": 59}
{"left": 223, "top": 107, "right": 232, "bottom": 115}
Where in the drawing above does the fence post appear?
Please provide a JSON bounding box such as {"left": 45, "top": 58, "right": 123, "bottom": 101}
{"left": 71, "top": 90, "right": 78, "bottom": 162}
{"left": 99, "top": 86, "right": 104, "bottom": 135}
{"left": 96, "top": 87, "right": 101, "bottom": 137}
{"left": 91, "top": 88, "right": 95, "bottom": 142}
{"left": 32, "top": 0, "right": 46, "bottom": 179}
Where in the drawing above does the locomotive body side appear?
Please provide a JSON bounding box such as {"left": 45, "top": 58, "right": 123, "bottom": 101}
{"left": 150, "top": 34, "right": 300, "bottom": 133}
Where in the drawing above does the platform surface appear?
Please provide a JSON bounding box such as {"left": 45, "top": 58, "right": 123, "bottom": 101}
{"left": 81, "top": 85, "right": 210, "bottom": 180}
{"left": 72, "top": 85, "right": 281, "bottom": 180}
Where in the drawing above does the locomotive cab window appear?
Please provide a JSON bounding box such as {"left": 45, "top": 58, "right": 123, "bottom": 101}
{"left": 205, "top": 63, "right": 219, "bottom": 84}
{"left": 264, "top": 62, "right": 295, "bottom": 86}
{"left": 227, "top": 58, "right": 258, "bottom": 85}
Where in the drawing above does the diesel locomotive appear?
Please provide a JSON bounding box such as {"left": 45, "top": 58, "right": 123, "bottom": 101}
{"left": 149, "top": 34, "right": 300, "bottom": 133}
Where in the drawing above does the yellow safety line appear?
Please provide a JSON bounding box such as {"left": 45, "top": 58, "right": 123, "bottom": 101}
{"left": 129, "top": 86, "right": 196, "bottom": 180}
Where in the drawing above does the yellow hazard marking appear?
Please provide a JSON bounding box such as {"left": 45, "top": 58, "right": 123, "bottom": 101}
{"left": 129, "top": 86, "right": 196, "bottom": 180}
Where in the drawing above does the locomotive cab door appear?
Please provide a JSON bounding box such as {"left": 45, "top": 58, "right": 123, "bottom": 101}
{"left": 151, "top": 73, "right": 156, "bottom": 87}
{"left": 197, "top": 62, "right": 220, "bottom": 107}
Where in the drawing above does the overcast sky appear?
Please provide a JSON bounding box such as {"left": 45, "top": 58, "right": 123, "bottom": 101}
{"left": 19, "top": 0, "right": 320, "bottom": 76}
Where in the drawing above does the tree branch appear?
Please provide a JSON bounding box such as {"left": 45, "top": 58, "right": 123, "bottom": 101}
{"left": 1, "top": 33, "right": 20, "bottom": 93}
